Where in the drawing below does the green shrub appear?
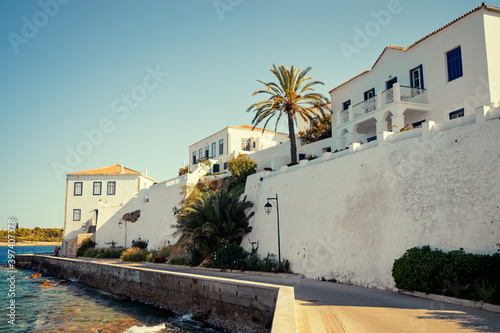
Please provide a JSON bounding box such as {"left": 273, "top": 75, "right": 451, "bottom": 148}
{"left": 392, "top": 246, "right": 446, "bottom": 292}
{"left": 393, "top": 246, "right": 500, "bottom": 301}
{"left": 213, "top": 243, "right": 248, "bottom": 270}
{"left": 188, "top": 247, "right": 204, "bottom": 267}
{"left": 169, "top": 257, "right": 190, "bottom": 266}
{"left": 100, "top": 247, "right": 126, "bottom": 258}
{"left": 83, "top": 248, "right": 99, "bottom": 258}
{"left": 120, "top": 247, "right": 150, "bottom": 262}
{"left": 473, "top": 279, "right": 498, "bottom": 304}
{"left": 77, "top": 239, "right": 96, "bottom": 257}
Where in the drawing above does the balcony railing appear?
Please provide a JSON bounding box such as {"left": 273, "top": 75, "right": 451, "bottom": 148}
{"left": 353, "top": 96, "right": 376, "bottom": 119}
{"left": 338, "top": 84, "right": 428, "bottom": 125}
{"left": 400, "top": 86, "right": 427, "bottom": 104}
{"left": 382, "top": 88, "right": 394, "bottom": 105}
{"left": 340, "top": 110, "right": 349, "bottom": 123}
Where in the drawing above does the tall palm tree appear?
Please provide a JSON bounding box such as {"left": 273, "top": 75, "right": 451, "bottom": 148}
{"left": 247, "top": 64, "right": 330, "bottom": 165}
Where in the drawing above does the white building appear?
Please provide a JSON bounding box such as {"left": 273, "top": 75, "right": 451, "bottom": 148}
{"left": 188, "top": 125, "right": 289, "bottom": 173}
{"left": 330, "top": 4, "right": 500, "bottom": 149}
{"left": 61, "top": 164, "right": 157, "bottom": 256}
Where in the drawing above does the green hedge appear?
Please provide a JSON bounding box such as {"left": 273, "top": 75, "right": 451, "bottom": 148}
{"left": 393, "top": 246, "right": 500, "bottom": 303}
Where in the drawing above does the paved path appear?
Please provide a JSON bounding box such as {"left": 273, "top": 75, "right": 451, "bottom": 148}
{"left": 73, "top": 258, "right": 500, "bottom": 332}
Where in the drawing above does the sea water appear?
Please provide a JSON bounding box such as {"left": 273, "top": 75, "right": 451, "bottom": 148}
{"left": 0, "top": 246, "right": 222, "bottom": 333}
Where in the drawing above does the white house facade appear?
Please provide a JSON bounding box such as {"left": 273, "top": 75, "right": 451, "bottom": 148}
{"left": 188, "top": 125, "right": 289, "bottom": 173}
{"left": 330, "top": 4, "right": 500, "bottom": 149}
{"left": 61, "top": 164, "right": 156, "bottom": 256}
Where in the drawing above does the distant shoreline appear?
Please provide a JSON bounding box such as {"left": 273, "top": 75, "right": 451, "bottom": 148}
{"left": 0, "top": 241, "right": 61, "bottom": 247}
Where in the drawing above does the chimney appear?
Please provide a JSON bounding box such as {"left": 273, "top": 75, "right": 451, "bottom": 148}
{"left": 121, "top": 165, "right": 124, "bottom": 173}
{"left": 144, "top": 168, "right": 148, "bottom": 176}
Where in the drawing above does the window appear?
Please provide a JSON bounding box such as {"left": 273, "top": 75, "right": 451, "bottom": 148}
{"left": 386, "top": 77, "right": 397, "bottom": 90}
{"left": 449, "top": 108, "right": 464, "bottom": 119}
{"left": 198, "top": 148, "right": 202, "bottom": 160}
{"left": 367, "top": 136, "right": 377, "bottom": 142}
{"left": 192, "top": 152, "right": 196, "bottom": 164}
{"left": 410, "top": 65, "right": 424, "bottom": 88}
{"left": 107, "top": 181, "right": 116, "bottom": 195}
{"left": 322, "top": 147, "right": 331, "bottom": 153}
{"left": 211, "top": 142, "right": 216, "bottom": 158}
{"left": 73, "top": 209, "right": 81, "bottom": 221}
{"left": 447, "top": 46, "right": 463, "bottom": 82}
{"left": 74, "top": 182, "right": 83, "bottom": 196}
{"left": 93, "top": 182, "right": 102, "bottom": 195}
{"left": 342, "top": 100, "right": 351, "bottom": 110}
{"left": 204, "top": 146, "right": 209, "bottom": 158}
{"left": 219, "top": 139, "right": 224, "bottom": 155}
{"left": 223, "top": 162, "right": 228, "bottom": 170}
{"left": 299, "top": 154, "right": 306, "bottom": 161}
{"left": 364, "top": 88, "right": 375, "bottom": 100}
{"left": 253, "top": 142, "right": 256, "bottom": 148}
{"left": 412, "top": 119, "right": 425, "bottom": 128}
{"left": 213, "top": 164, "right": 220, "bottom": 173}
{"left": 241, "top": 138, "right": 250, "bottom": 151}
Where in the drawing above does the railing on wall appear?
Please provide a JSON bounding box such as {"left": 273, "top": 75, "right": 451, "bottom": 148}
{"left": 340, "top": 110, "right": 349, "bottom": 123}
{"left": 400, "top": 86, "right": 427, "bottom": 104}
{"left": 353, "top": 96, "right": 377, "bottom": 119}
{"left": 382, "top": 88, "right": 394, "bottom": 105}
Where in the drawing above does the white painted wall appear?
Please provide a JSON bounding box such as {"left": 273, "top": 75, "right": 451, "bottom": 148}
{"left": 242, "top": 111, "right": 500, "bottom": 290}
{"left": 484, "top": 11, "right": 500, "bottom": 106}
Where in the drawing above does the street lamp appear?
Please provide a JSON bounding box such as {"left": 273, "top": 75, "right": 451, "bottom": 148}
{"left": 118, "top": 219, "right": 127, "bottom": 248}
{"left": 264, "top": 194, "right": 281, "bottom": 263}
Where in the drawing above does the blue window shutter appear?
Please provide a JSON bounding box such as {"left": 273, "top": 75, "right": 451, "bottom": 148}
{"left": 447, "top": 47, "right": 463, "bottom": 81}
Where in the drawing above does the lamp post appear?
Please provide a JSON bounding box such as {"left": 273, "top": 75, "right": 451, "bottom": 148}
{"left": 118, "top": 219, "right": 127, "bottom": 248}
{"left": 264, "top": 194, "right": 281, "bottom": 263}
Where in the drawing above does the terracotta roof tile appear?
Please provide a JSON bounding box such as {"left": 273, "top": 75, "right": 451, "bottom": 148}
{"left": 329, "top": 4, "right": 500, "bottom": 94}
{"left": 67, "top": 164, "right": 157, "bottom": 182}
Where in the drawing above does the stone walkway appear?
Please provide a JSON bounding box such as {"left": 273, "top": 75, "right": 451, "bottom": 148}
{"left": 57, "top": 258, "right": 500, "bottom": 332}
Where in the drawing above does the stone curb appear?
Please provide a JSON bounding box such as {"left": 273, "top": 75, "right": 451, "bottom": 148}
{"left": 399, "top": 290, "right": 500, "bottom": 314}
{"left": 157, "top": 262, "right": 306, "bottom": 280}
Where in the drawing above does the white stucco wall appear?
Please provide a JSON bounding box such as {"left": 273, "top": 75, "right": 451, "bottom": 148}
{"left": 484, "top": 11, "right": 500, "bottom": 106}
{"left": 95, "top": 174, "right": 193, "bottom": 250}
{"left": 242, "top": 112, "right": 500, "bottom": 289}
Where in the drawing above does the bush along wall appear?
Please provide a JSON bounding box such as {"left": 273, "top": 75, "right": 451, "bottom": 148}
{"left": 392, "top": 246, "right": 500, "bottom": 304}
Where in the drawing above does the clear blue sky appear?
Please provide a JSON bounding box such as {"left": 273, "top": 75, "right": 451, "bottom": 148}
{"left": 0, "top": 0, "right": 490, "bottom": 229}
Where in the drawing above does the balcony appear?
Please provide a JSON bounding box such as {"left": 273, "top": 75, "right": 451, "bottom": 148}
{"left": 337, "top": 83, "right": 428, "bottom": 126}
{"left": 353, "top": 96, "right": 377, "bottom": 119}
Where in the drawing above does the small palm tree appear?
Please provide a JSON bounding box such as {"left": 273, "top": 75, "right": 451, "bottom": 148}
{"left": 247, "top": 64, "right": 330, "bottom": 165}
{"left": 173, "top": 189, "right": 254, "bottom": 256}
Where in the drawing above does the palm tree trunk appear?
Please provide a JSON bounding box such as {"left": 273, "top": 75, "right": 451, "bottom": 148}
{"left": 287, "top": 111, "right": 297, "bottom": 165}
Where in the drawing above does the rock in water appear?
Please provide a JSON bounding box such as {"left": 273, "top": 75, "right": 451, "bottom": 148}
{"left": 28, "top": 273, "right": 42, "bottom": 279}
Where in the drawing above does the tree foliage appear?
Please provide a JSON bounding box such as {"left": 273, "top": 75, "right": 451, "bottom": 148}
{"left": 228, "top": 154, "right": 257, "bottom": 186}
{"left": 0, "top": 227, "right": 63, "bottom": 242}
{"left": 298, "top": 114, "right": 332, "bottom": 145}
{"left": 247, "top": 64, "right": 329, "bottom": 164}
{"left": 178, "top": 165, "right": 188, "bottom": 176}
{"left": 173, "top": 189, "right": 254, "bottom": 256}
